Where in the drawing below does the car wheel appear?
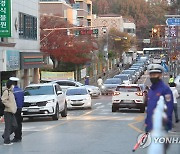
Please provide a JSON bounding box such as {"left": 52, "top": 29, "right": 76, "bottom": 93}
{"left": 52, "top": 105, "right": 59, "bottom": 120}
{"left": 140, "top": 106, "right": 145, "bottom": 113}
{"left": 61, "top": 103, "right": 67, "bottom": 117}
{"left": 112, "top": 105, "right": 117, "bottom": 112}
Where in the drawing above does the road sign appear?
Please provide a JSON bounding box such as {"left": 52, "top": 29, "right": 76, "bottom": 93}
{"left": 75, "top": 29, "right": 98, "bottom": 36}
{"left": 166, "top": 18, "right": 180, "bottom": 26}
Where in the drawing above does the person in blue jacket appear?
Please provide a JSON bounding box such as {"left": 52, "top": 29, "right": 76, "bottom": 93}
{"left": 145, "top": 64, "right": 174, "bottom": 132}
{"left": 9, "top": 77, "right": 24, "bottom": 142}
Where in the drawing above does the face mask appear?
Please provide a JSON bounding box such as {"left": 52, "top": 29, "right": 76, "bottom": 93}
{"left": 150, "top": 77, "right": 160, "bottom": 84}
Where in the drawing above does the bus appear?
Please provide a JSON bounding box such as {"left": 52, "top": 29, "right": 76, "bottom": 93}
{"left": 143, "top": 47, "right": 169, "bottom": 64}
{"left": 143, "top": 47, "right": 169, "bottom": 56}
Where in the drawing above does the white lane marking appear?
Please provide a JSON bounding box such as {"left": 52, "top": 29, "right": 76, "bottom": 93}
{"left": 0, "top": 126, "right": 43, "bottom": 132}
{"left": 96, "top": 105, "right": 105, "bottom": 109}
{"left": 94, "top": 103, "right": 102, "bottom": 106}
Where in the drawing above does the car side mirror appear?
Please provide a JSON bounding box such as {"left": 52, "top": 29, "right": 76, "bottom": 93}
{"left": 57, "top": 91, "right": 63, "bottom": 95}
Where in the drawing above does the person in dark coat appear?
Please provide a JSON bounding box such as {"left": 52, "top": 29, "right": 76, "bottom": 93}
{"left": 9, "top": 77, "right": 24, "bottom": 142}
{"left": 145, "top": 64, "right": 174, "bottom": 132}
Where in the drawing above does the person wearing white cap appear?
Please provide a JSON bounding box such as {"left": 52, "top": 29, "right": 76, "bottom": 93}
{"left": 145, "top": 64, "right": 174, "bottom": 132}
{"left": 9, "top": 77, "right": 24, "bottom": 142}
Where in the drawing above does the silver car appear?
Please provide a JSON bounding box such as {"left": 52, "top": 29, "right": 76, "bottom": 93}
{"left": 101, "top": 78, "right": 122, "bottom": 95}
{"left": 113, "top": 74, "right": 132, "bottom": 84}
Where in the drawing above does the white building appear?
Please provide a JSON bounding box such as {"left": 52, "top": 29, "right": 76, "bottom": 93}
{"left": 92, "top": 14, "right": 124, "bottom": 37}
{"left": 0, "top": 0, "right": 43, "bottom": 92}
{"left": 123, "top": 18, "right": 136, "bottom": 37}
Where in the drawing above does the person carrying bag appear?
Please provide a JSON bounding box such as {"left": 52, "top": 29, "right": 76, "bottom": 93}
{"left": 1, "top": 80, "right": 17, "bottom": 145}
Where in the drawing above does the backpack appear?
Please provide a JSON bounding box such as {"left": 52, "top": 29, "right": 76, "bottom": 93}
{"left": 0, "top": 97, "right": 5, "bottom": 116}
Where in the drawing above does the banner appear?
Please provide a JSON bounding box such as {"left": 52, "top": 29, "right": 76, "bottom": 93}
{"left": 81, "top": 68, "right": 86, "bottom": 79}
{"left": 0, "top": 0, "right": 11, "bottom": 37}
{"left": 41, "top": 71, "right": 74, "bottom": 81}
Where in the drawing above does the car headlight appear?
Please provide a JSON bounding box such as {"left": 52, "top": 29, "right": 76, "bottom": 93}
{"left": 47, "top": 99, "right": 55, "bottom": 103}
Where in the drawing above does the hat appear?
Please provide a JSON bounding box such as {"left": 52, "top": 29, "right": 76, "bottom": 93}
{"left": 6, "top": 80, "right": 14, "bottom": 89}
{"left": 148, "top": 64, "right": 164, "bottom": 73}
{"left": 9, "top": 77, "right": 19, "bottom": 81}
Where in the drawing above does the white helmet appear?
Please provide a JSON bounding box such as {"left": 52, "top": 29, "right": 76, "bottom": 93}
{"left": 148, "top": 64, "right": 164, "bottom": 73}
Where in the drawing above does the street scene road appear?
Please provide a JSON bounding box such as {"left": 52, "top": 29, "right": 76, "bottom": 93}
{"left": 0, "top": 73, "right": 179, "bottom": 154}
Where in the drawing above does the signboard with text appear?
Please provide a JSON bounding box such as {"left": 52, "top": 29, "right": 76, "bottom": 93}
{"left": 6, "top": 50, "right": 20, "bottom": 71}
{"left": 41, "top": 71, "right": 74, "bottom": 81}
{"left": 0, "top": 0, "right": 11, "bottom": 37}
{"left": 75, "top": 29, "right": 98, "bottom": 36}
{"left": 166, "top": 18, "right": 180, "bottom": 26}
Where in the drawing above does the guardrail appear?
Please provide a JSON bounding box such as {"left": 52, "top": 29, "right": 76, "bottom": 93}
{"left": 148, "top": 96, "right": 167, "bottom": 154}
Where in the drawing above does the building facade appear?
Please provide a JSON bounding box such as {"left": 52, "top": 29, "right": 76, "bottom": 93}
{"left": 123, "top": 18, "right": 136, "bottom": 37}
{"left": 40, "top": 0, "right": 78, "bottom": 25}
{"left": 73, "top": 0, "right": 92, "bottom": 26}
{"left": 92, "top": 14, "right": 124, "bottom": 37}
{"left": 0, "top": 0, "right": 43, "bottom": 93}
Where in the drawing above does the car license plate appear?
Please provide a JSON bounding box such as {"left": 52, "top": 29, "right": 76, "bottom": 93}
{"left": 28, "top": 109, "right": 39, "bottom": 112}
{"left": 124, "top": 100, "right": 132, "bottom": 103}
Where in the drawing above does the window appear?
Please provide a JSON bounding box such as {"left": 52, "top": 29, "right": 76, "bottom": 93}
{"left": 73, "top": 2, "right": 80, "bottom": 9}
{"left": 19, "top": 12, "right": 37, "bottom": 40}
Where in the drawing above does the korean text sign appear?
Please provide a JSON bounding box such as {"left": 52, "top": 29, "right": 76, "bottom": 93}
{"left": 0, "top": 0, "right": 11, "bottom": 37}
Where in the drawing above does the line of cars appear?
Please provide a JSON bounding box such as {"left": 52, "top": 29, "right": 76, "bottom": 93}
{"left": 112, "top": 60, "right": 149, "bottom": 113}
{"left": 112, "top": 59, "right": 149, "bottom": 112}
{"left": 22, "top": 80, "right": 101, "bottom": 120}
{"left": 99, "top": 58, "right": 149, "bottom": 113}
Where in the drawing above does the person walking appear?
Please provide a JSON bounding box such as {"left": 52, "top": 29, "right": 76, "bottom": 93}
{"left": 85, "top": 76, "right": 89, "bottom": 85}
{"left": 10, "top": 77, "right": 24, "bottom": 142}
{"left": 169, "top": 82, "right": 179, "bottom": 123}
{"left": 97, "top": 76, "right": 103, "bottom": 88}
{"left": 145, "top": 64, "right": 174, "bottom": 132}
{"left": 1, "top": 80, "right": 17, "bottom": 145}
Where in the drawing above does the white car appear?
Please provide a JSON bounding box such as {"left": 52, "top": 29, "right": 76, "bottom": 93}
{"left": 83, "top": 85, "right": 101, "bottom": 97}
{"left": 174, "top": 75, "right": 180, "bottom": 93}
{"left": 22, "top": 83, "right": 67, "bottom": 120}
{"left": 112, "top": 84, "right": 145, "bottom": 113}
{"left": 66, "top": 87, "right": 92, "bottom": 109}
{"left": 51, "top": 80, "right": 83, "bottom": 92}
{"left": 52, "top": 80, "right": 101, "bottom": 97}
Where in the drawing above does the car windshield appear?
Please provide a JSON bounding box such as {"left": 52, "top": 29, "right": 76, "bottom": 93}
{"left": 116, "top": 86, "right": 140, "bottom": 92}
{"left": 104, "top": 79, "right": 121, "bottom": 84}
{"left": 114, "top": 76, "right": 128, "bottom": 81}
{"left": 24, "top": 86, "right": 54, "bottom": 96}
{"left": 66, "top": 89, "right": 88, "bottom": 96}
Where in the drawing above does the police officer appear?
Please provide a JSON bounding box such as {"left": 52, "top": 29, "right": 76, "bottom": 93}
{"left": 145, "top": 64, "right": 174, "bottom": 132}
{"left": 9, "top": 77, "right": 24, "bottom": 142}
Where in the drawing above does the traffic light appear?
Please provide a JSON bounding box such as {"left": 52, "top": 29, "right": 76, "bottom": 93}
{"left": 152, "top": 28, "right": 158, "bottom": 37}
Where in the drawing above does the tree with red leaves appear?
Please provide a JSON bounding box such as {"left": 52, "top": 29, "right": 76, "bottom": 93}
{"left": 40, "top": 15, "right": 97, "bottom": 72}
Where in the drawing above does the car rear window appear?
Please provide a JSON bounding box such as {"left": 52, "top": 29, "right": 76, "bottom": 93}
{"left": 116, "top": 86, "right": 140, "bottom": 92}
{"left": 66, "top": 88, "right": 88, "bottom": 96}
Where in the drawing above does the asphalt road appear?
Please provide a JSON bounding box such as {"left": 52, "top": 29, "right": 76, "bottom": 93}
{"left": 0, "top": 72, "right": 179, "bottom": 154}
